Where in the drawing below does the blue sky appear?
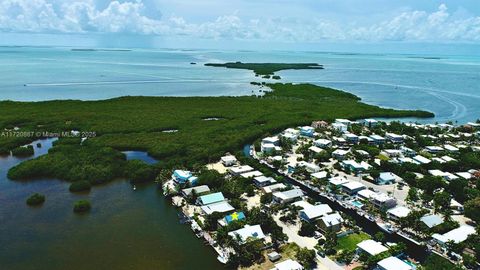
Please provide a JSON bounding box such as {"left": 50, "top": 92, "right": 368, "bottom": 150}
{"left": 1, "top": 0, "right": 479, "bottom": 52}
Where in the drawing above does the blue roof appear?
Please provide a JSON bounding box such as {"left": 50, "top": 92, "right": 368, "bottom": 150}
{"left": 224, "top": 212, "right": 246, "bottom": 224}
{"left": 199, "top": 192, "right": 225, "bottom": 205}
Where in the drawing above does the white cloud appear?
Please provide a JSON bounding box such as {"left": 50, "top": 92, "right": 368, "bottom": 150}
{"left": 0, "top": 1, "right": 479, "bottom": 43}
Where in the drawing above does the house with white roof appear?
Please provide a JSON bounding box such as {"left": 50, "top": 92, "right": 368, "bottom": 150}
{"left": 181, "top": 185, "right": 211, "bottom": 197}
{"left": 262, "top": 136, "right": 280, "bottom": 146}
{"left": 443, "top": 144, "right": 459, "bottom": 152}
{"left": 370, "top": 134, "right": 385, "bottom": 145}
{"left": 341, "top": 181, "right": 366, "bottom": 195}
{"left": 344, "top": 133, "right": 359, "bottom": 144}
{"left": 262, "top": 183, "right": 287, "bottom": 194}
{"left": 201, "top": 201, "right": 235, "bottom": 215}
{"left": 420, "top": 214, "right": 443, "bottom": 229}
{"left": 385, "top": 132, "right": 404, "bottom": 143}
{"left": 425, "top": 146, "right": 444, "bottom": 154}
{"left": 228, "top": 224, "right": 266, "bottom": 244}
{"left": 332, "top": 122, "right": 348, "bottom": 132}
{"left": 172, "top": 170, "right": 198, "bottom": 185}
{"left": 412, "top": 155, "right": 431, "bottom": 164}
{"left": 314, "top": 139, "right": 332, "bottom": 148}
{"left": 272, "top": 259, "right": 304, "bottom": 270}
{"left": 335, "top": 119, "right": 352, "bottom": 126}
{"left": 221, "top": 155, "right": 237, "bottom": 167}
{"left": 329, "top": 176, "right": 349, "bottom": 187}
{"left": 262, "top": 143, "right": 282, "bottom": 154}
{"left": 371, "top": 193, "right": 397, "bottom": 209}
{"left": 363, "top": 118, "right": 379, "bottom": 128}
{"left": 228, "top": 165, "right": 254, "bottom": 176}
{"left": 253, "top": 176, "right": 277, "bottom": 187}
{"left": 377, "top": 256, "right": 413, "bottom": 270}
{"left": 318, "top": 212, "right": 344, "bottom": 232}
{"left": 297, "top": 161, "right": 321, "bottom": 173}
{"left": 387, "top": 206, "right": 411, "bottom": 221}
{"left": 311, "top": 171, "right": 328, "bottom": 180}
{"left": 356, "top": 239, "right": 388, "bottom": 256}
{"left": 240, "top": 170, "right": 263, "bottom": 178}
{"left": 432, "top": 225, "right": 476, "bottom": 245}
{"left": 299, "top": 204, "right": 333, "bottom": 222}
{"left": 332, "top": 149, "right": 350, "bottom": 160}
{"left": 341, "top": 160, "right": 371, "bottom": 174}
{"left": 273, "top": 189, "right": 304, "bottom": 204}
{"left": 308, "top": 145, "right": 324, "bottom": 154}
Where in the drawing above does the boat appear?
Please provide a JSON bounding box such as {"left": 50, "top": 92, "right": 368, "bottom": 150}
{"left": 377, "top": 221, "right": 397, "bottom": 234}
{"left": 133, "top": 185, "right": 137, "bottom": 191}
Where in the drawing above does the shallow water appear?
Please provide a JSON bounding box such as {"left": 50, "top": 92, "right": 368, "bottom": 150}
{"left": 0, "top": 139, "right": 224, "bottom": 270}
{"left": 1, "top": 47, "right": 479, "bottom": 123}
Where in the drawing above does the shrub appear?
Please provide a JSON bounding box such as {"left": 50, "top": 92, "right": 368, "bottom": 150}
{"left": 26, "top": 193, "right": 45, "bottom": 206}
{"left": 12, "top": 145, "right": 34, "bottom": 157}
{"left": 69, "top": 181, "right": 92, "bottom": 192}
{"left": 73, "top": 200, "right": 91, "bottom": 213}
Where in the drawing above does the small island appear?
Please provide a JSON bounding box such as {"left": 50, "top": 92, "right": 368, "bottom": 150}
{"left": 26, "top": 193, "right": 45, "bottom": 206}
{"left": 73, "top": 200, "right": 91, "bottom": 213}
{"left": 12, "top": 145, "right": 34, "bottom": 157}
{"left": 204, "top": 62, "right": 323, "bottom": 76}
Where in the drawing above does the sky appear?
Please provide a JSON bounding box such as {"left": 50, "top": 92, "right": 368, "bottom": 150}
{"left": 0, "top": 0, "right": 479, "bottom": 52}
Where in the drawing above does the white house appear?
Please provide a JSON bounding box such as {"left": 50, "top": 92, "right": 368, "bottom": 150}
{"left": 229, "top": 165, "right": 254, "bottom": 176}
{"left": 370, "top": 134, "right": 385, "bottom": 144}
{"left": 262, "top": 183, "right": 287, "bottom": 194}
{"left": 332, "top": 122, "right": 348, "bottom": 132}
{"left": 273, "top": 189, "right": 304, "bottom": 204}
{"left": 297, "top": 161, "right": 321, "bottom": 173}
{"left": 318, "top": 212, "right": 343, "bottom": 232}
{"left": 273, "top": 259, "right": 304, "bottom": 270}
{"left": 387, "top": 206, "right": 411, "bottom": 221}
{"left": 253, "top": 176, "right": 277, "bottom": 187}
{"left": 385, "top": 132, "right": 404, "bottom": 143}
{"left": 332, "top": 149, "right": 350, "bottom": 160}
{"left": 341, "top": 181, "right": 366, "bottom": 195}
{"left": 356, "top": 239, "right": 388, "bottom": 256}
{"left": 377, "top": 172, "right": 401, "bottom": 185}
{"left": 432, "top": 225, "right": 476, "bottom": 245}
{"left": 314, "top": 139, "right": 332, "bottom": 148}
{"left": 363, "top": 118, "right": 379, "bottom": 128}
{"left": 412, "top": 155, "right": 431, "bottom": 164}
{"left": 228, "top": 224, "right": 266, "bottom": 244}
{"left": 221, "top": 155, "right": 238, "bottom": 166}
{"left": 299, "top": 204, "right": 333, "bottom": 222}
{"left": 377, "top": 256, "right": 412, "bottom": 270}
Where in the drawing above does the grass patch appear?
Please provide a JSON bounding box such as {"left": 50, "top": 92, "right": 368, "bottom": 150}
{"left": 205, "top": 62, "right": 324, "bottom": 76}
{"left": 335, "top": 232, "right": 370, "bottom": 253}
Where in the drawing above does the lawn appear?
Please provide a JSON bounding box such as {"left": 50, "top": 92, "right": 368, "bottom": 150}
{"left": 335, "top": 232, "right": 371, "bottom": 253}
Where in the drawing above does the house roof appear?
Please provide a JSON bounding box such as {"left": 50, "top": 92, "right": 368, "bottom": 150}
{"left": 181, "top": 185, "right": 210, "bottom": 196}
{"left": 199, "top": 192, "right": 225, "bottom": 205}
{"left": 377, "top": 256, "right": 412, "bottom": 270}
{"left": 273, "top": 189, "right": 303, "bottom": 201}
{"left": 229, "top": 165, "right": 254, "bottom": 174}
{"left": 254, "top": 176, "right": 276, "bottom": 183}
{"left": 221, "top": 155, "right": 237, "bottom": 162}
{"left": 413, "top": 155, "right": 431, "bottom": 164}
{"left": 387, "top": 206, "right": 411, "bottom": 218}
{"left": 201, "top": 201, "right": 234, "bottom": 215}
{"left": 300, "top": 204, "right": 332, "bottom": 220}
{"left": 224, "top": 212, "right": 246, "bottom": 224}
{"left": 228, "top": 225, "right": 265, "bottom": 243}
{"left": 320, "top": 212, "right": 343, "bottom": 227}
{"left": 329, "top": 176, "right": 349, "bottom": 186}
{"left": 173, "top": 170, "right": 192, "bottom": 180}
{"left": 357, "top": 239, "right": 388, "bottom": 256}
{"left": 379, "top": 172, "right": 398, "bottom": 181}
{"left": 420, "top": 214, "right": 443, "bottom": 228}
{"left": 432, "top": 225, "right": 476, "bottom": 244}
{"left": 341, "top": 181, "right": 366, "bottom": 191}
{"left": 357, "top": 189, "right": 376, "bottom": 199}
{"left": 262, "top": 183, "right": 287, "bottom": 193}
{"left": 240, "top": 170, "right": 264, "bottom": 178}
{"left": 311, "top": 171, "right": 328, "bottom": 179}
{"left": 274, "top": 259, "right": 304, "bottom": 270}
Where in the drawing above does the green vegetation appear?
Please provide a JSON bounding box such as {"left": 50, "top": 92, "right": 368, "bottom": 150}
{"left": 335, "top": 232, "right": 370, "bottom": 253}
{"left": 420, "top": 253, "right": 462, "bottom": 270}
{"left": 69, "top": 180, "right": 92, "bottom": 192}
{"left": 73, "top": 200, "right": 91, "bottom": 213}
{"left": 295, "top": 247, "right": 316, "bottom": 268}
{"left": 11, "top": 145, "right": 34, "bottom": 157}
{"left": 204, "top": 62, "right": 324, "bottom": 76}
{"left": 1, "top": 83, "right": 432, "bottom": 184}
{"left": 26, "top": 193, "right": 45, "bottom": 206}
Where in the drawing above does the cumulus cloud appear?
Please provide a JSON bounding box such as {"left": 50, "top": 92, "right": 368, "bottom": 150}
{"left": 0, "top": 1, "right": 479, "bottom": 43}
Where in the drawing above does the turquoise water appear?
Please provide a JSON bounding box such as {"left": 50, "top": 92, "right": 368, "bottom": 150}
{"left": 1, "top": 47, "right": 479, "bottom": 123}
{"left": 0, "top": 140, "right": 224, "bottom": 270}
{"left": 351, "top": 200, "right": 364, "bottom": 208}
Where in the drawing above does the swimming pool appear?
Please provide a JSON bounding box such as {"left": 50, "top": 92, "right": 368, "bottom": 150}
{"left": 351, "top": 200, "right": 364, "bottom": 208}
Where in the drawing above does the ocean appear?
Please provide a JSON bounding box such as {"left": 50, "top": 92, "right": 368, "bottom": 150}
{"left": 1, "top": 46, "right": 479, "bottom": 123}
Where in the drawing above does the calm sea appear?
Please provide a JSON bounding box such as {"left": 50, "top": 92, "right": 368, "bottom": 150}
{"left": 0, "top": 47, "right": 479, "bottom": 123}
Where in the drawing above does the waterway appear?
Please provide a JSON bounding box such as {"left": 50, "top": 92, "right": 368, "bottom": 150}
{"left": 0, "top": 139, "right": 225, "bottom": 270}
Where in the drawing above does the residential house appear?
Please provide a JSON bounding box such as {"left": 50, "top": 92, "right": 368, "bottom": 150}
{"left": 377, "top": 256, "right": 413, "bottom": 270}
{"left": 332, "top": 122, "right": 348, "bottom": 132}
{"left": 229, "top": 165, "right": 254, "bottom": 176}
{"left": 262, "top": 183, "right": 287, "bottom": 194}
{"left": 300, "top": 126, "right": 315, "bottom": 137}
{"left": 201, "top": 201, "right": 235, "bottom": 215}
{"left": 385, "top": 132, "right": 404, "bottom": 143}
{"left": 344, "top": 133, "right": 359, "bottom": 144}
{"left": 253, "top": 176, "right": 277, "bottom": 187}
{"left": 172, "top": 170, "right": 198, "bottom": 185}
{"left": 432, "top": 225, "right": 476, "bottom": 246}
{"left": 363, "top": 118, "right": 379, "bottom": 128}
{"left": 387, "top": 206, "right": 411, "bottom": 221}
{"left": 377, "top": 172, "right": 401, "bottom": 185}
{"left": 420, "top": 214, "right": 443, "bottom": 229}
{"left": 228, "top": 224, "right": 266, "bottom": 244}
{"left": 370, "top": 134, "right": 385, "bottom": 145}
{"left": 299, "top": 204, "right": 333, "bottom": 222}
{"left": 318, "top": 212, "right": 343, "bottom": 232}
{"left": 314, "top": 139, "right": 332, "bottom": 148}
{"left": 273, "top": 189, "right": 304, "bottom": 204}
{"left": 197, "top": 192, "right": 225, "bottom": 206}
{"left": 181, "top": 185, "right": 210, "bottom": 197}
{"left": 356, "top": 239, "right": 388, "bottom": 256}
{"left": 273, "top": 259, "right": 304, "bottom": 270}
{"left": 341, "top": 181, "right": 366, "bottom": 195}
{"left": 221, "top": 155, "right": 237, "bottom": 167}
{"left": 332, "top": 149, "right": 350, "bottom": 160}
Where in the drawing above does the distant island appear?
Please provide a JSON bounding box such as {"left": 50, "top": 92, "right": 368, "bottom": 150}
{"left": 204, "top": 62, "right": 324, "bottom": 76}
